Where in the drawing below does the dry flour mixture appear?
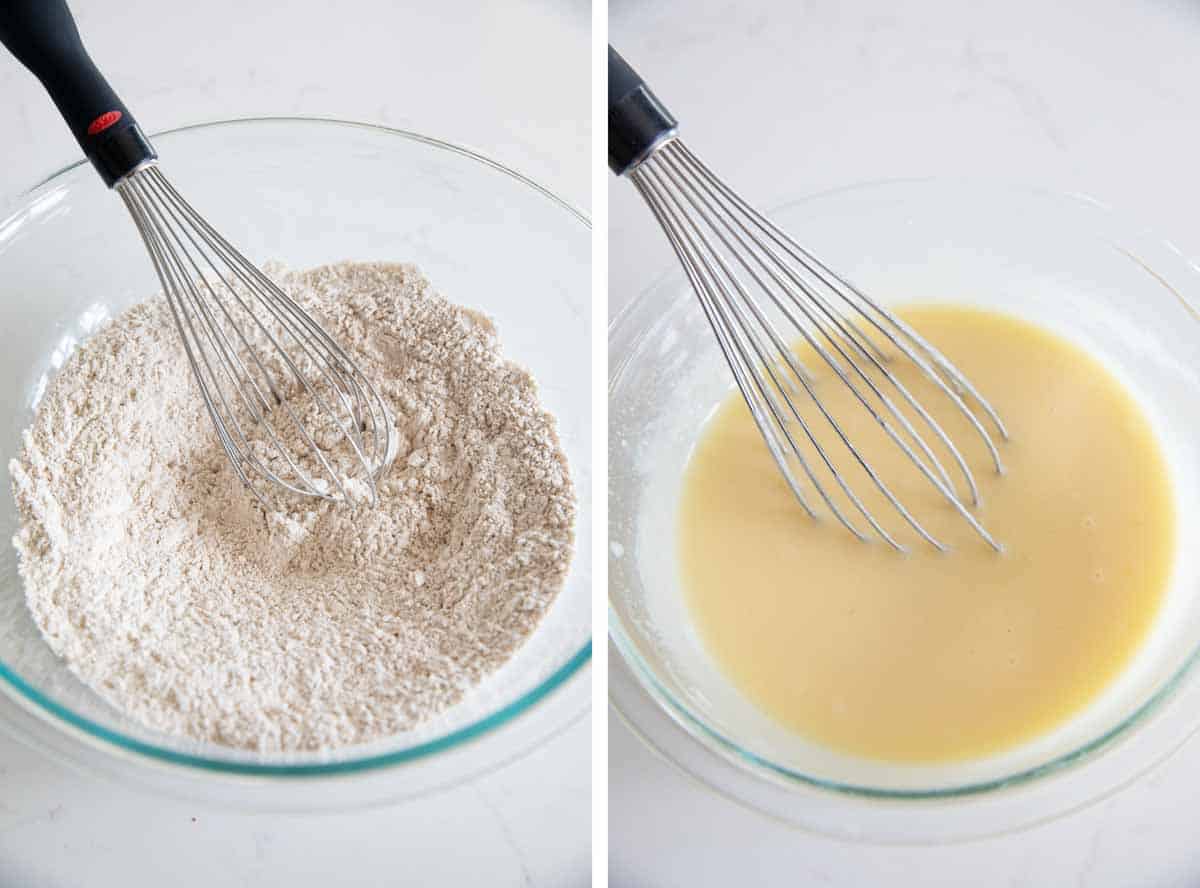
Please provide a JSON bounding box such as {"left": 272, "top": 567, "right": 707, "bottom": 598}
{"left": 9, "top": 261, "right": 576, "bottom": 751}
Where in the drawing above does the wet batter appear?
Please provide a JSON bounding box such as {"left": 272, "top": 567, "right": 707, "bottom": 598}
{"left": 678, "top": 305, "right": 1175, "bottom": 762}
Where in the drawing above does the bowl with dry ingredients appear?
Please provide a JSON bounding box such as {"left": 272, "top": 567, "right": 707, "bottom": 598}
{"left": 0, "top": 117, "right": 590, "bottom": 809}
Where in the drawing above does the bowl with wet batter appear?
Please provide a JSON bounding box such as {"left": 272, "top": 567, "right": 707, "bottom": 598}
{"left": 609, "top": 180, "right": 1200, "bottom": 839}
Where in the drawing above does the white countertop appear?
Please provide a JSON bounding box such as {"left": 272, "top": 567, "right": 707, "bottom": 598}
{"left": 610, "top": 0, "right": 1200, "bottom": 884}
{"left": 0, "top": 1, "right": 590, "bottom": 886}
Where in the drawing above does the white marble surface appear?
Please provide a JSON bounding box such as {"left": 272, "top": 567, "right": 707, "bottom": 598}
{"left": 610, "top": 0, "right": 1200, "bottom": 316}
{"left": 609, "top": 0, "right": 1200, "bottom": 885}
{"left": 0, "top": 1, "right": 590, "bottom": 886}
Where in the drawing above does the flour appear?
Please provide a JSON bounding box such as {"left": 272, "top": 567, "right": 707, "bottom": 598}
{"left": 8, "top": 261, "right": 576, "bottom": 752}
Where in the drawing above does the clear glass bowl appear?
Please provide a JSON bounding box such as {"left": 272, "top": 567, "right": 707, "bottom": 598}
{"left": 609, "top": 180, "right": 1200, "bottom": 841}
{"left": 0, "top": 118, "right": 591, "bottom": 809}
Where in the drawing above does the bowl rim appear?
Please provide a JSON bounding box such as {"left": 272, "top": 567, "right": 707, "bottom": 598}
{"left": 607, "top": 177, "right": 1200, "bottom": 803}
{"left": 0, "top": 115, "right": 592, "bottom": 778}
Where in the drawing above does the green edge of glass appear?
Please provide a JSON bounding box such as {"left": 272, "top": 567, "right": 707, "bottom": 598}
{"left": 0, "top": 642, "right": 590, "bottom": 777}
{"left": 612, "top": 614, "right": 1200, "bottom": 800}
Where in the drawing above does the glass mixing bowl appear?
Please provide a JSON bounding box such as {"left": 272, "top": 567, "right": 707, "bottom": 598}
{"left": 609, "top": 180, "right": 1200, "bottom": 841}
{"left": 0, "top": 118, "right": 591, "bottom": 810}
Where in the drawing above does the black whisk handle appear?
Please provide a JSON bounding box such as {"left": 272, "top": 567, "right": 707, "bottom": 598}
{"left": 0, "top": 0, "right": 155, "bottom": 186}
{"left": 608, "top": 46, "right": 678, "bottom": 176}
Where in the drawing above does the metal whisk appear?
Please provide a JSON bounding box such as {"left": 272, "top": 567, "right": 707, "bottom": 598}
{"left": 609, "top": 47, "right": 1008, "bottom": 551}
{"left": 1, "top": 0, "right": 393, "bottom": 505}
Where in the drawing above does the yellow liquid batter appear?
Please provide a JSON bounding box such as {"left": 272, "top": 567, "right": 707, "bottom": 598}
{"left": 678, "top": 305, "right": 1175, "bottom": 762}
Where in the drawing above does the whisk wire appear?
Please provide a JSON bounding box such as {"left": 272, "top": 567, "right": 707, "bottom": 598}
{"left": 679, "top": 143, "right": 1009, "bottom": 469}
{"left": 141, "top": 168, "right": 382, "bottom": 486}
{"left": 120, "top": 183, "right": 262, "bottom": 496}
{"left": 116, "top": 163, "right": 393, "bottom": 504}
{"left": 146, "top": 197, "right": 355, "bottom": 503}
{"left": 632, "top": 139, "right": 1005, "bottom": 551}
{"left": 659, "top": 152, "right": 1006, "bottom": 552}
{"left": 663, "top": 148, "right": 973, "bottom": 502}
{"left": 636, "top": 164, "right": 901, "bottom": 546}
{"left": 635, "top": 175, "right": 834, "bottom": 528}
{"left": 653, "top": 151, "right": 974, "bottom": 523}
{"left": 120, "top": 176, "right": 337, "bottom": 502}
{"left": 170, "top": 191, "right": 394, "bottom": 480}
{"left": 639, "top": 157, "right": 958, "bottom": 550}
{"left": 155, "top": 171, "right": 364, "bottom": 416}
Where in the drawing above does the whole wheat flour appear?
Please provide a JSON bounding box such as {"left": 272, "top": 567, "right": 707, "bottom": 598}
{"left": 9, "top": 261, "right": 576, "bottom": 752}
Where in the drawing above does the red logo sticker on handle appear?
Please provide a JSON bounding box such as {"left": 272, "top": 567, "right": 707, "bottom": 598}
{"left": 86, "top": 110, "right": 122, "bottom": 136}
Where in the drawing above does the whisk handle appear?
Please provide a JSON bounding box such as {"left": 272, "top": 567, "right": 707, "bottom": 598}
{"left": 609, "top": 46, "right": 678, "bottom": 176}
{"left": 0, "top": 0, "right": 155, "bottom": 187}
